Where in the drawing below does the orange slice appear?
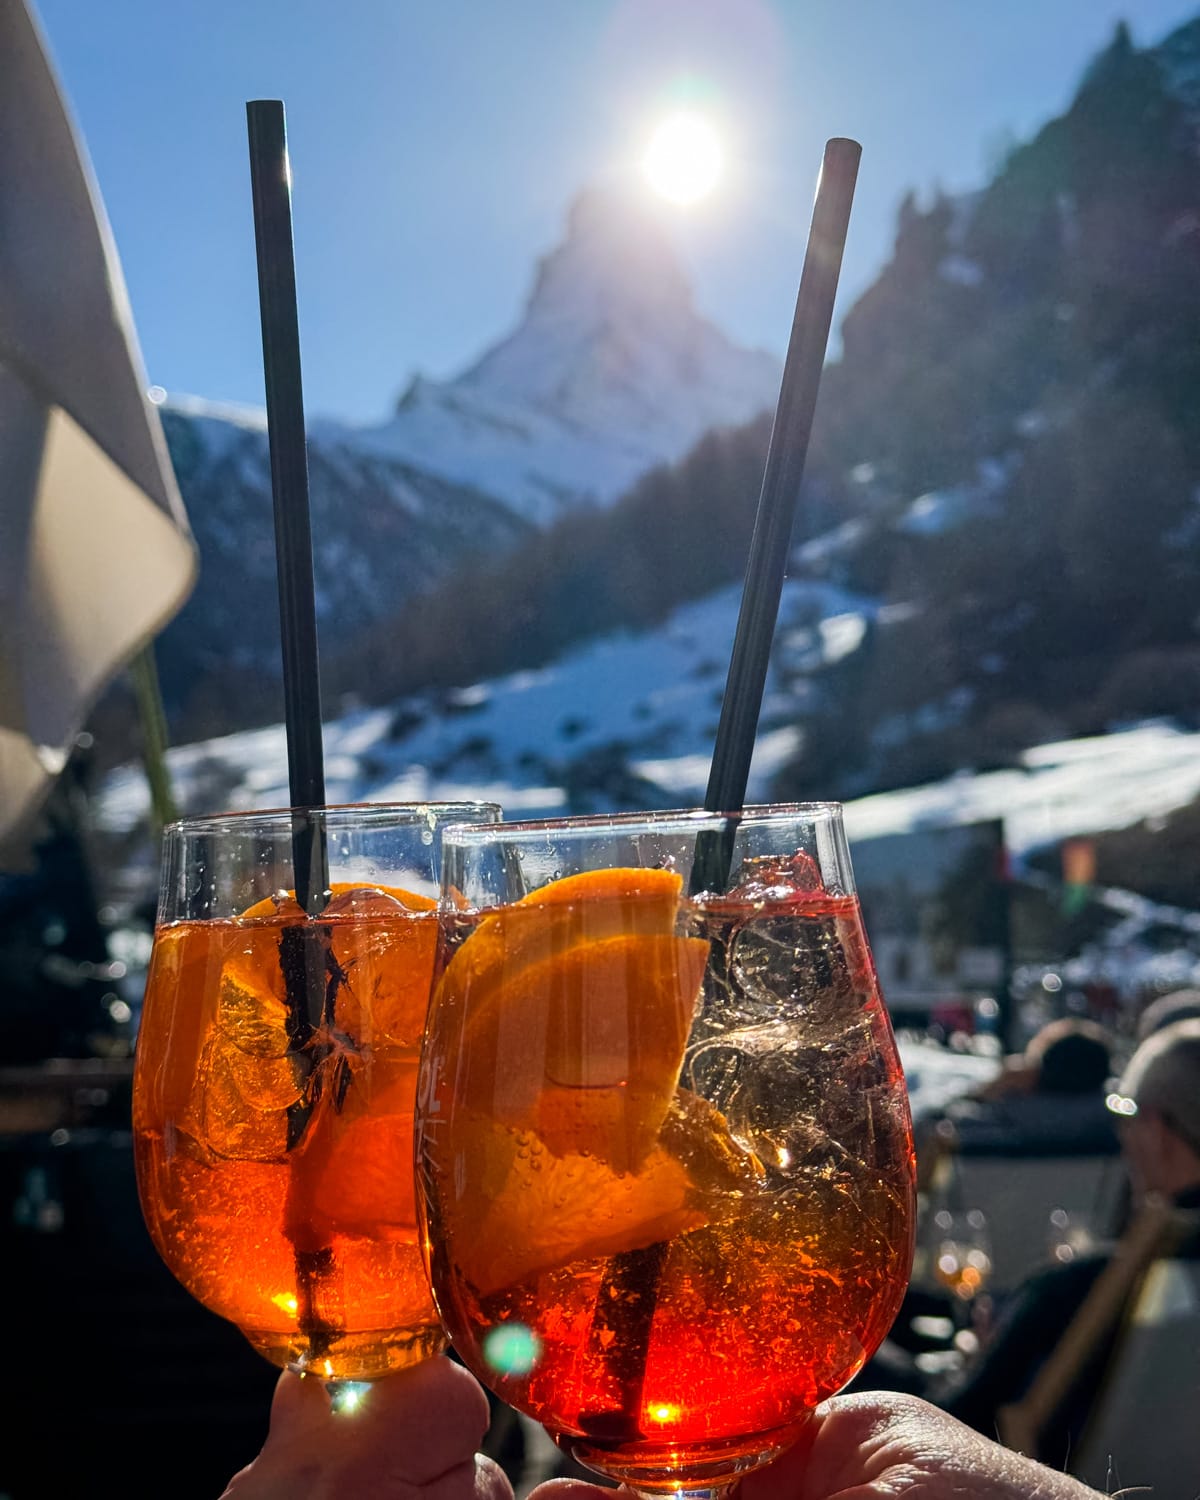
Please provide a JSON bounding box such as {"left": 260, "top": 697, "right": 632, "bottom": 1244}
{"left": 238, "top": 882, "right": 437, "bottom": 923}
{"left": 461, "top": 931, "right": 708, "bottom": 1168}
{"left": 441, "top": 1092, "right": 765, "bottom": 1296}
{"left": 444, "top": 1110, "right": 707, "bottom": 1296}
{"left": 138, "top": 925, "right": 222, "bottom": 1123}
{"left": 440, "top": 867, "right": 685, "bottom": 1022}
{"left": 434, "top": 868, "right": 709, "bottom": 1172}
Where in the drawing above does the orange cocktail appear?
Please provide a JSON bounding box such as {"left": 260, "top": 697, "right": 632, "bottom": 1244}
{"left": 417, "top": 807, "right": 916, "bottom": 1496}
{"left": 133, "top": 803, "right": 498, "bottom": 1381}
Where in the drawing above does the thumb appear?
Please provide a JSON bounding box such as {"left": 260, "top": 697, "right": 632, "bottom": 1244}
{"left": 526, "top": 1480, "right": 612, "bottom": 1500}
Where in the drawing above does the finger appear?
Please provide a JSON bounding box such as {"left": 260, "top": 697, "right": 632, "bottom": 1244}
{"left": 331, "top": 1357, "right": 494, "bottom": 1484}
{"left": 740, "top": 1397, "right": 906, "bottom": 1500}
{"left": 219, "top": 1372, "right": 333, "bottom": 1495}
{"left": 740, "top": 1419, "right": 825, "bottom": 1500}
{"left": 744, "top": 1392, "right": 979, "bottom": 1500}
{"left": 525, "top": 1481, "right": 612, "bottom": 1500}
{"left": 411, "top": 1453, "right": 515, "bottom": 1500}
{"left": 268, "top": 1370, "right": 333, "bottom": 1435}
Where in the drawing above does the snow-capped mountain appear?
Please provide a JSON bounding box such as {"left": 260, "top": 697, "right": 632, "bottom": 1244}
{"left": 349, "top": 188, "right": 782, "bottom": 524}
{"left": 155, "top": 186, "right": 781, "bottom": 722}
{"left": 153, "top": 11, "right": 1200, "bottom": 776}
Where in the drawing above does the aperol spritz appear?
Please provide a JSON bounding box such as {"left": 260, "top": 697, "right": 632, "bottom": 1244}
{"left": 417, "top": 806, "right": 915, "bottom": 1495}
{"left": 134, "top": 802, "right": 498, "bottom": 1381}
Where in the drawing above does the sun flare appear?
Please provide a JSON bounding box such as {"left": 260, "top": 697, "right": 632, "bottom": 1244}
{"left": 641, "top": 112, "right": 723, "bottom": 206}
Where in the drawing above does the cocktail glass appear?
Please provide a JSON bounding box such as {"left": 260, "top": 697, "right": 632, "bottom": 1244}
{"left": 133, "top": 801, "right": 498, "bottom": 1383}
{"left": 932, "top": 1208, "right": 992, "bottom": 1303}
{"left": 416, "top": 804, "right": 916, "bottom": 1498}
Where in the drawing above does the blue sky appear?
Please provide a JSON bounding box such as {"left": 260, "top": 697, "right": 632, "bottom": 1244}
{"left": 35, "top": 0, "right": 1200, "bottom": 424}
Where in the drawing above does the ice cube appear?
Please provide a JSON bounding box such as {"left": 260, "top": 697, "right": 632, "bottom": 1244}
{"left": 726, "top": 911, "right": 871, "bottom": 1048}
{"left": 191, "top": 919, "right": 311, "bottom": 1160}
{"left": 322, "top": 887, "right": 438, "bottom": 1050}
{"left": 217, "top": 929, "right": 294, "bottom": 1058}
{"left": 442, "top": 1110, "right": 708, "bottom": 1296}
{"left": 189, "top": 1031, "right": 303, "bottom": 1161}
{"left": 657, "top": 1087, "right": 765, "bottom": 1197}
{"left": 320, "top": 886, "right": 409, "bottom": 921}
{"left": 777, "top": 1156, "right": 911, "bottom": 1270}
{"left": 727, "top": 852, "right": 823, "bottom": 904}
{"left": 683, "top": 1024, "right": 793, "bottom": 1114}
{"left": 714, "top": 1041, "right": 909, "bottom": 1197}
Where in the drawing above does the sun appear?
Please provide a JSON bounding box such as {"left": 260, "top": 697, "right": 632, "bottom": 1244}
{"left": 641, "top": 112, "right": 723, "bottom": 206}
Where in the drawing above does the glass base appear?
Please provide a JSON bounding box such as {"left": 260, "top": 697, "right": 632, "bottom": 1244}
{"left": 242, "top": 1322, "right": 446, "bottom": 1381}
{"left": 564, "top": 1415, "right": 810, "bottom": 1495}
{"left": 628, "top": 1488, "right": 735, "bottom": 1500}
{"left": 327, "top": 1380, "right": 373, "bottom": 1415}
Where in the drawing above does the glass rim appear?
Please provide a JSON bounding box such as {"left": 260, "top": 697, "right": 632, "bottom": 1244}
{"left": 163, "top": 799, "right": 502, "bottom": 838}
{"left": 441, "top": 801, "right": 845, "bottom": 845}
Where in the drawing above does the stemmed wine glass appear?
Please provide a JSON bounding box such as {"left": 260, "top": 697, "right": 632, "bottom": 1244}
{"left": 132, "top": 801, "right": 498, "bottom": 1384}
{"left": 416, "top": 804, "right": 916, "bottom": 1498}
{"left": 932, "top": 1209, "right": 993, "bottom": 1305}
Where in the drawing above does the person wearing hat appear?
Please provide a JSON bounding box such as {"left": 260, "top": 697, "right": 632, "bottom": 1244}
{"left": 935, "top": 1019, "right": 1200, "bottom": 1466}
{"left": 941, "top": 1018, "right": 1120, "bottom": 1158}
{"left": 1135, "top": 985, "right": 1200, "bottom": 1042}
{"left": 1109, "top": 1017, "right": 1200, "bottom": 1198}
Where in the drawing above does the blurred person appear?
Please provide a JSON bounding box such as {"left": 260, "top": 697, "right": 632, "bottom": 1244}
{"left": 1136, "top": 986, "right": 1200, "bottom": 1041}
{"left": 936, "top": 1020, "right": 1200, "bottom": 1465}
{"left": 943, "top": 1018, "right": 1118, "bottom": 1157}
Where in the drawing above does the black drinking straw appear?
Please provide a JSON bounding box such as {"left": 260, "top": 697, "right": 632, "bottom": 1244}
{"left": 690, "top": 135, "right": 862, "bottom": 896}
{"left": 247, "top": 103, "right": 340, "bottom": 1353}
{"left": 581, "top": 139, "right": 862, "bottom": 1446}
{"left": 247, "top": 99, "right": 329, "bottom": 914}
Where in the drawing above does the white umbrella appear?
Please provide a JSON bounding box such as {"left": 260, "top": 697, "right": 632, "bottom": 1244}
{"left": 0, "top": 0, "right": 196, "bottom": 847}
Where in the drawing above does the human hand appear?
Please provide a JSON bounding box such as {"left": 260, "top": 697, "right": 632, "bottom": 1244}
{"left": 220, "top": 1356, "right": 515, "bottom": 1500}
{"left": 529, "top": 1393, "right": 1101, "bottom": 1500}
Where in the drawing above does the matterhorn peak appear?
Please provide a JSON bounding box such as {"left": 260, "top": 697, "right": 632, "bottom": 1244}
{"left": 354, "top": 178, "right": 780, "bottom": 526}
{"left": 531, "top": 182, "right": 695, "bottom": 321}
{"left": 461, "top": 181, "right": 695, "bottom": 395}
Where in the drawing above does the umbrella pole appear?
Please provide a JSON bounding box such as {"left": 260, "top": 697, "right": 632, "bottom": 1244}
{"left": 129, "top": 644, "right": 177, "bottom": 832}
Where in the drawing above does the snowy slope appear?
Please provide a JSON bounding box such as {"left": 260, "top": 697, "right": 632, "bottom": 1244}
{"left": 102, "top": 555, "right": 1200, "bottom": 869}
{"left": 104, "top": 575, "right": 870, "bottom": 831}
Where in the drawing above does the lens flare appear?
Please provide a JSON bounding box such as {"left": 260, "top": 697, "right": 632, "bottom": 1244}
{"left": 641, "top": 112, "right": 723, "bottom": 205}
{"left": 483, "top": 1322, "right": 542, "bottom": 1377}
{"left": 646, "top": 1401, "right": 681, "bottom": 1425}
{"left": 330, "top": 1381, "right": 371, "bottom": 1415}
